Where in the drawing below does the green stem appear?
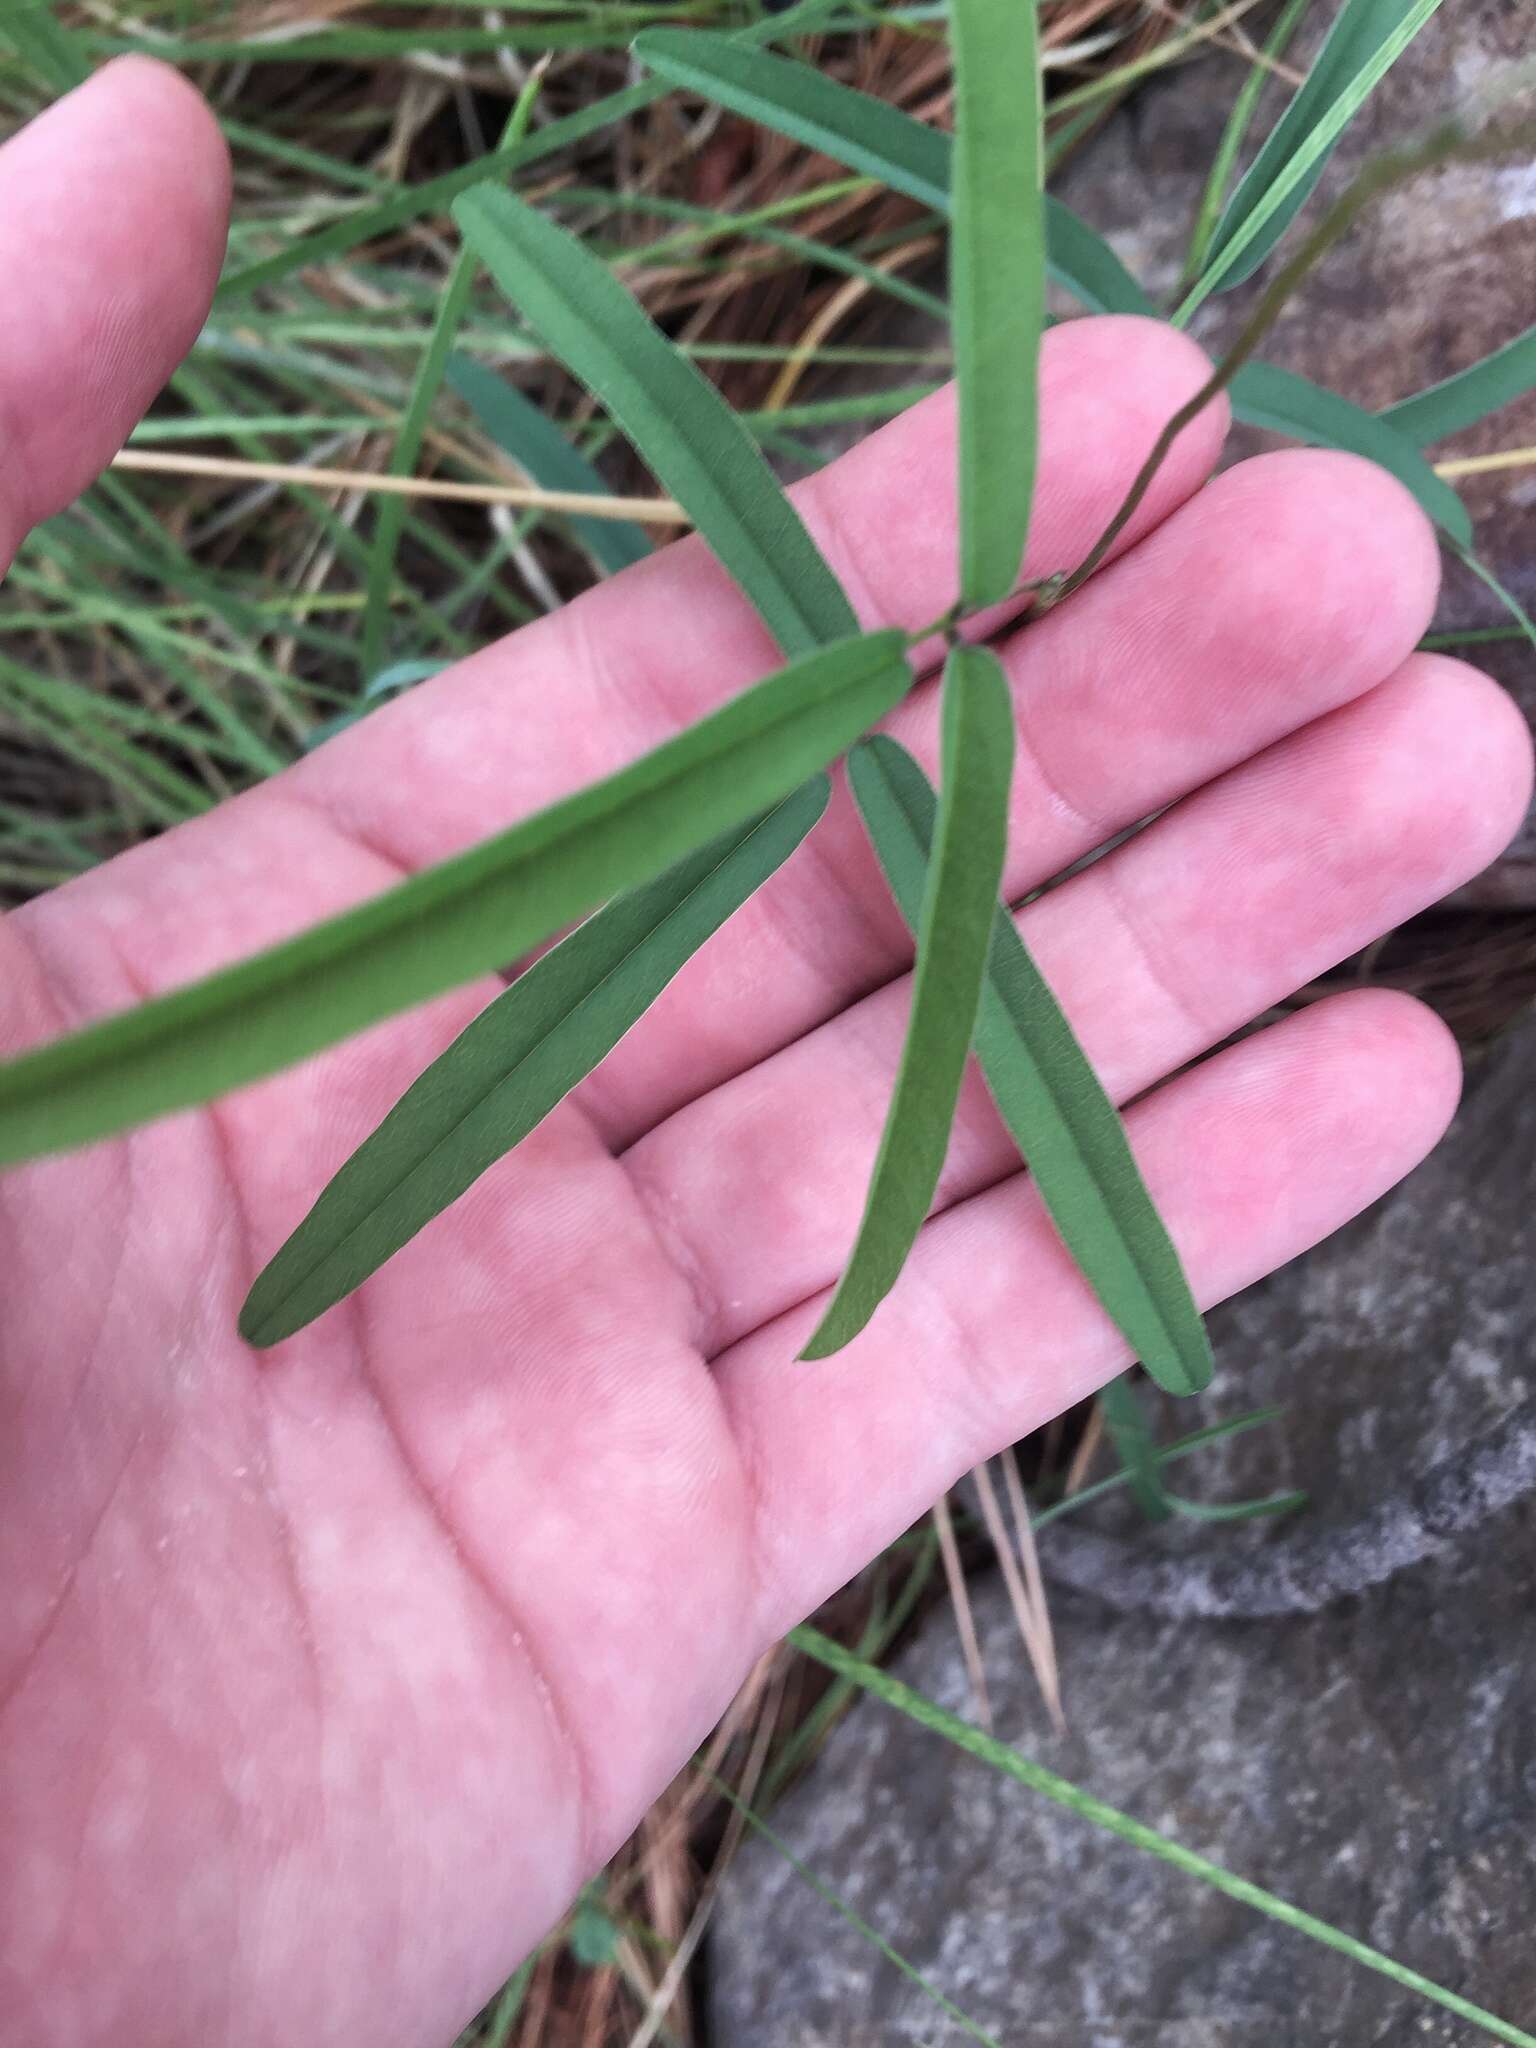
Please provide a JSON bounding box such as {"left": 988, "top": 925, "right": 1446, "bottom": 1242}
{"left": 789, "top": 1626, "right": 1536, "bottom": 2048}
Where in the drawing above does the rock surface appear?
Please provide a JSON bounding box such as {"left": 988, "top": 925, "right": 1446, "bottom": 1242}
{"left": 707, "top": 1012, "right": 1536, "bottom": 2038}
{"left": 1050, "top": 0, "right": 1536, "bottom": 895}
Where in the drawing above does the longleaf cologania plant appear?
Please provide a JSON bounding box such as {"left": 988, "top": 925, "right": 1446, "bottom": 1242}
{"left": 0, "top": 0, "right": 1533, "bottom": 1406}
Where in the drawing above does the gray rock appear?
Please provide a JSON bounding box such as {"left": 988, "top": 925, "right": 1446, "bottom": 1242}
{"left": 1050, "top": 0, "right": 1536, "bottom": 892}
{"left": 708, "top": 1014, "right": 1536, "bottom": 2041}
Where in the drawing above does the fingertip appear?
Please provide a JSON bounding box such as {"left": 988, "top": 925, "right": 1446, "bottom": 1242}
{"left": 1276, "top": 448, "right": 1442, "bottom": 656}
{"left": 1405, "top": 651, "right": 1536, "bottom": 858}
{"left": 0, "top": 50, "right": 230, "bottom": 546}
{"left": 1309, "top": 985, "right": 1464, "bottom": 1168}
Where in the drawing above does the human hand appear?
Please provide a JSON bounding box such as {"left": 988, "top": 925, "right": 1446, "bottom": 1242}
{"left": 2, "top": 58, "right": 1529, "bottom": 2048}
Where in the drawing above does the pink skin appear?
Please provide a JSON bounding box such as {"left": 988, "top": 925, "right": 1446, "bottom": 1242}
{"left": 0, "top": 58, "right": 1530, "bottom": 2048}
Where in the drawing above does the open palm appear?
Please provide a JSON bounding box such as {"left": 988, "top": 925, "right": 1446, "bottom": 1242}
{"left": 2, "top": 59, "right": 1529, "bottom": 2048}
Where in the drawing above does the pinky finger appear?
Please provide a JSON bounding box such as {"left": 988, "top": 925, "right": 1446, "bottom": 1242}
{"left": 718, "top": 989, "right": 1462, "bottom": 1640}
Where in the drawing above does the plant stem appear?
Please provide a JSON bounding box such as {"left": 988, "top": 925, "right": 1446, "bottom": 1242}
{"left": 1042, "top": 116, "right": 1536, "bottom": 613}
{"left": 790, "top": 1626, "right": 1536, "bottom": 2048}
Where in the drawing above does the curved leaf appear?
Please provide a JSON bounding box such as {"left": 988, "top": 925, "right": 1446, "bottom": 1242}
{"left": 447, "top": 352, "right": 653, "bottom": 575}
{"left": 802, "top": 645, "right": 1014, "bottom": 1359}
{"left": 1380, "top": 319, "right": 1536, "bottom": 445}
{"left": 845, "top": 735, "right": 1212, "bottom": 1397}
{"left": 1231, "top": 360, "right": 1470, "bottom": 541}
{"left": 633, "top": 29, "right": 1153, "bottom": 316}
{"left": 454, "top": 182, "right": 854, "bottom": 658}
{"left": 951, "top": 0, "right": 1046, "bottom": 608}
{"left": 1185, "top": 0, "right": 1443, "bottom": 311}
{"left": 215, "top": 0, "right": 846, "bottom": 303}
{"left": 0, "top": 629, "right": 911, "bottom": 1168}
{"left": 241, "top": 781, "right": 829, "bottom": 1346}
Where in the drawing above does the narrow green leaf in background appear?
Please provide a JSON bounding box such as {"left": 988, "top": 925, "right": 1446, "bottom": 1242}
{"left": 360, "top": 81, "right": 544, "bottom": 681}
{"left": 1182, "top": 0, "right": 1444, "bottom": 314}
{"left": 1446, "top": 538, "right": 1536, "bottom": 661}
{"left": 848, "top": 735, "right": 1213, "bottom": 1398}
{"left": 454, "top": 182, "right": 855, "bottom": 659}
{"left": 1098, "top": 1373, "right": 1174, "bottom": 1521}
{"left": 242, "top": 781, "right": 829, "bottom": 1345}
{"left": 0, "top": 630, "right": 911, "bottom": 1168}
{"left": 1183, "top": 0, "right": 1315, "bottom": 283}
{"left": 636, "top": 29, "right": 950, "bottom": 210}
{"left": 950, "top": 0, "right": 1046, "bottom": 609}
{"left": 2, "top": 2, "right": 87, "bottom": 87}
{"left": 447, "top": 352, "right": 653, "bottom": 576}
{"left": 214, "top": 0, "right": 849, "bottom": 304}
{"left": 802, "top": 645, "right": 1014, "bottom": 1360}
{"left": 1380, "top": 319, "right": 1536, "bottom": 444}
{"left": 633, "top": 30, "right": 1153, "bottom": 317}
{"left": 1229, "top": 361, "right": 1471, "bottom": 540}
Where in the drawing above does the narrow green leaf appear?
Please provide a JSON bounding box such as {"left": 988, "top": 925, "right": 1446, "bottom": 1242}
{"left": 636, "top": 29, "right": 949, "bottom": 208}
{"left": 1042, "top": 198, "right": 1156, "bottom": 319}
{"left": 705, "top": 1772, "right": 1004, "bottom": 2048}
{"left": 801, "top": 646, "right": 1014, "bottom": 1360}
{"left": 1230, "top": 361, "right": 1471, "bottom": 541}
{"left": 633, "top": 30, "right": 1153, "bottom": 316}
{"left": 0, "top": 631, "right": 911, "bottom": 1169}
{"left": 847, "top": 735, "right": 1213, "bottom": 1397}
{"left": 1445, "top": 539, "right": 1536, "bottom": 660}
{"left": 215, "top": 0, "right": 846, "bottom": 304}
{"left": 446, "top": 353, "right": 652, "bottom": 576}
{"left": 1029, "top": 1406, "right": 1289, "bottom": 1532}
{"left": 2, "top": 3, "right": 87, "bottom": 88}
{"left": 950, "top": 0, "right": 1045, "bottom": 609}
{"left": 1183, "top": 0, "right": 1315, "bottom": 283}
{"left": 240, "top": 782, "right": 828, "bottom": 1346}
{"left": 1098, "top": 1374, "right": 1173, "bottom": 1522}
{"left": 362, "top": 84, "right": 543, "bottom": 680}
{"left": 1167, "top": 1486, "right": 1307, "bottom": 1523}
{"left": 1183, "top": 0, "right": 1444, "bottom": 313}
{"left": 454, "top": 183, "right": 854, "bottom": 659}
{"left": 790, "top": 1625, "right": 1536, "bottom": 2048}
{"left": 1380, "top": 319, "right": 1536, "bottom": 444}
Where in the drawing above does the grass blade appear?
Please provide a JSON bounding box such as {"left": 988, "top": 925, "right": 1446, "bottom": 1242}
{"left": 950, "top": 0, "right": 1046, "bottom": 608}
{"left": 446, "top": 353, "right": 653, "bottom": 577}
{"left": 241, "top": 781, "right": 828, "bottom": 1346}
{"left": 1029, "top": 1407, "right": 1289, "bottom": 1532}
{"left": 361, "top": 83, "right": 543, "bottom": 681}
{"left": 1168, "top": 1487, "right": 1307, "bottom": 1523}
{"left": 1445, "top": 538, "right": 1536, "bottom": 659}
{"left": 1230, "top": 361, "right": 1471, "bottom": 540}
{"left": 636, "top": 29, "right": 949, "bottom": 209}
{"left": 1183, "top": 0, "right": 1315, "bottom": 282}
{"left": 847, "top": 735, "right": 1212, "bottom": 1397}
{"left": 214, "top": 0, "right": 846, "bottom": 304}
{"left": 2, "top": 3, "right": 87, "bottom": 88}
{"left": 454, "top": 183, "right": 855, "bottom": 658}
{"left": 1380, "top": 319, "right": 1536, "bottom": 444}
{"left": 1182, "top": 0, "right": 1444, "bottom": 315}
{"left": 789, "top": 1626, "right": 1536, "bottom": 2048}
{"left": 633, "top": 30, "right": 1152, "bottom": 315}
{"left": 802, "top": 645, "right": 1014, "bottom": 1359}
{"left": 0, "top": 630, "right": 911, "bottom": 1168}
{"left": 704, "top": 1772, "right": 1004, "bottom": 2048}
